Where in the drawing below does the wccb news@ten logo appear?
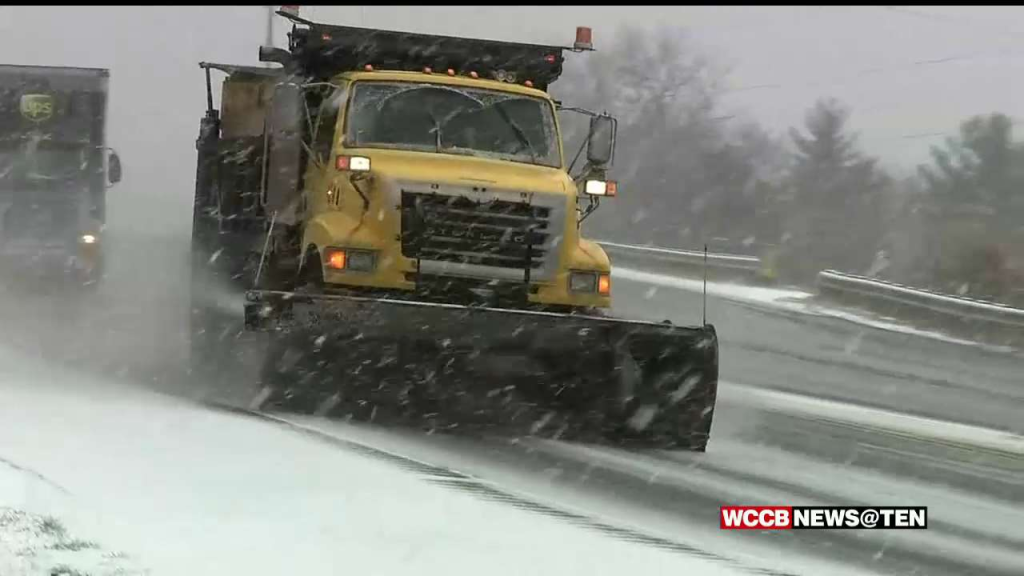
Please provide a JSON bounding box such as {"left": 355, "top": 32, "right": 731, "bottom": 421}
{"left": 720, "top": 506, "right": 928, "bottom": 530}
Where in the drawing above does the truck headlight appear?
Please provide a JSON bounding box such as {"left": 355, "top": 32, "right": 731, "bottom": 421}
{"left": 347, "top": 249, "right": 376, "bottom": 272}
{"left": 569, "top": 271, "right": 610, "bottom": 295}
{"left": 584, "top": 180, "right": 617, "bottom": 197}
{"left": 80, "top": 234, "right": 97, "bottom": 244}
{"left": 335, "top": 155, "right": 371, "bottom": 172}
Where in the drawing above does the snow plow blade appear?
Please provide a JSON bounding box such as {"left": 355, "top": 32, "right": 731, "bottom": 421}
{"left": 244, "top": 289, "right": 719, "bottom": 451}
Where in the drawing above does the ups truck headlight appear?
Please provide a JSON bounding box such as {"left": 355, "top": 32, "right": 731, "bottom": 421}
{"left": 324, "top": 247, "right": 376, "bottom": 272}
{"left": 569, "top": 271, "right": 610, "bottom": 295}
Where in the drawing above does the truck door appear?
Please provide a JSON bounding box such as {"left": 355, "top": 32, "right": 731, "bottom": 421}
{"left": 303, "top": 83, "right": 349, "bottom": 220}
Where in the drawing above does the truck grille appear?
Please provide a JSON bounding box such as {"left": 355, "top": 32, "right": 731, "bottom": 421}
{"left": 400, "top": 191, "right": 557, "bottom": 277}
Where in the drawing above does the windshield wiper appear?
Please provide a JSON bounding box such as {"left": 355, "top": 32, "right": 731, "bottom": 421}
{"left": 423, "top": 109, "right": 442, "bottom": 153}
{"left": 429, "top": 106, "right": 473, "bottom": 154}
{"left": 435, "top": 100, "right": 539, "bottom": 162}
{"left": 493, "top": 105, "right": 538, "bottom": 163}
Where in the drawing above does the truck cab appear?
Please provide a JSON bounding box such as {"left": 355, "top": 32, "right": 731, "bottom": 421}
{"left": 197, "top": 17, "right": 619, "bottom": 312}
{"left": 296, "top": 68, "right": 614, "bottom": 309}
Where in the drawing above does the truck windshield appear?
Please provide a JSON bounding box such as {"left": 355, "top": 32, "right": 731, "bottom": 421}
{"left": 345, "top": 81, "right": 561, "bottom": 168}
{"left": 0, "top": 139, "right": 89, "bottom": 186}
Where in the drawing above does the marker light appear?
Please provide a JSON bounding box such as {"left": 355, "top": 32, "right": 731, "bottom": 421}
{"left": 598, "top": 273, "right": 611, "bottom": 295}
{"left": 364, "top": 64, "right": 374, "bottom": 71}
{"left": 423, "top": 67, "right": 433, "bottom": 74}
{"left": 469, "top": 71, "right": 479, "bottom": 79}
{"left": 545, "top": 54, "right": 557, "bottom": 63}
{"left": 336, "top": 155, "right": 371, "bottom": 172}
{"left": 447, "top": 68, "right": 455, "bottom": 76}
{"left": 524, "top": 80, "right": 534, "bottom": 88}
{"left": 574, "top": 26, "right": 593, "bottom": 51}
{"left": 495, "top": 69, "right": 517, "bottom": 83}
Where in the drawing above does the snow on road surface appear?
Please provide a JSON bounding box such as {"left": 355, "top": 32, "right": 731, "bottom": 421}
{"left": 721, "top": 382, "right": 1024, "bottom": 456}
{"left": 614, "top": 267, "right": 1017, "bottom": 352}
{"left": 0, "top": 347, "right": 781, "bottom": 576}
{"left": 615, "top": 267, "right": 816, "bottom": 308}
{"left": 271, "top": 384, "right": 1024, "bottom": 576}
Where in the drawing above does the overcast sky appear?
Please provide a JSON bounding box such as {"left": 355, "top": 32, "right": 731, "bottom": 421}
{"left": 2, "top": 5, "right": 1022, "bottom": 232}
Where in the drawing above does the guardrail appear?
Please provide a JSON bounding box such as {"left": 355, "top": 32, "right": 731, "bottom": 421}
{"left": 595, "top": 239, "right": 1022, "bottom": 343}
{"left": 817, "top": 269, "right": 1024, "bottom": 328}
{"left": 597, "top": 240, "right": 766, "bottom": 282}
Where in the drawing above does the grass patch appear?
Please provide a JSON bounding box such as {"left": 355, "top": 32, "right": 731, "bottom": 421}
{"left": 39, "top": 516, "right": 67, "bottom": 537}
{"left": 48, "top": 565, "right": 90, "bottom": 576}
{"left": 49, "top": 538, "right": 99, "bottom": 551}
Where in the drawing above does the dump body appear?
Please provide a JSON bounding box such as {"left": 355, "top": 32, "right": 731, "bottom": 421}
{"left": 0, "top": 64, "right": 118, "bottom": 285}
{"left": 189, "top": 15, "right": 719, "bottom": 450}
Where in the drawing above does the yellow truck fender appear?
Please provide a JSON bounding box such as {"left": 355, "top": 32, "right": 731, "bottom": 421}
{"left": 299, "top": 211, "right": 377, "bottom": 270}
{"left": 534, "top": 237, "right": 613, "bottom": 308}
{"left": 571, "top": 237, "right": 612, "bottom": 272}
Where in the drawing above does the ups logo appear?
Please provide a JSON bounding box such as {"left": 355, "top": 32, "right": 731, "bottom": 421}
{"left": 20, "top": 94, "right": 54, "bottom": 122}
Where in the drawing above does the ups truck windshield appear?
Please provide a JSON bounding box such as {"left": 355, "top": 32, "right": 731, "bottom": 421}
{"left": 0, "top": 139, "right": 90, "bottom": 186}
{"left": 345, "top": 81, "right": 562, "bottom": 168}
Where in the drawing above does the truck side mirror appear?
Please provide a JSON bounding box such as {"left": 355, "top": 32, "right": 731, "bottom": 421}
{"left": 108, "top": 150, "right": 122, "bottom": 184}
{"left": 586, "top": 114, "right": 616, "bottom": 167}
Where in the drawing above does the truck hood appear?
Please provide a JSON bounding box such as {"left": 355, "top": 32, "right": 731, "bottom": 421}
{"left": 351, "top": 148, "right": 571, "bottom": 196}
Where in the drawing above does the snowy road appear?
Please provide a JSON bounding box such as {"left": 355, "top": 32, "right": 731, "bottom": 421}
{"left": 2, "top": 344, "right": 1021, "bottom": 576}
{"left": 258, "top": 381, "right": 1024, "bottom": 576}
{"left": 1, "top": 229, "right": 1023, "bottom": 575}
{"left": 611, "top": 267, "right": 1024, "bottom": 434}
{"left": 0, "top": 359, "right": 761, "bottom": 576}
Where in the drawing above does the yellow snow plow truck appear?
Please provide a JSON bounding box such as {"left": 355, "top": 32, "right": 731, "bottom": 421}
{"left": 189, "top": 10, "right": 719, "bottom": 450}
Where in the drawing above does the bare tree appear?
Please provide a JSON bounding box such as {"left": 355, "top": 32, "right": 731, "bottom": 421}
{"left": 553, "top": 25, "right": 788, "bottom": 253}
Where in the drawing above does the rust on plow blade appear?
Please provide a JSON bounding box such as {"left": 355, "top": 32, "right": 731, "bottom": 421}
{"left": 245, "top": 289, "right": 719, "bottom": 451}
